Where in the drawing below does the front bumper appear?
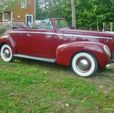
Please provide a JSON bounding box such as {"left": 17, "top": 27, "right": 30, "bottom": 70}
{"left": 109, "top": 53, "right": 114, "bottom": 63}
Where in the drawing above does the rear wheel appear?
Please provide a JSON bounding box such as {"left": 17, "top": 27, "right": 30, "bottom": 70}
{"left": 0, "top": 44, "right": 14, "bottom": 62}
{"left": 71, "top": 52, "right": 98, "bottom": 77}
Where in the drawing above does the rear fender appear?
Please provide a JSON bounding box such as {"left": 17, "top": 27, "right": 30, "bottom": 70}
{"left": 56, "top": 41, "right": 110, "bottom": 68}
{"left": 0, "top": 34, "right": 16, "bottom": 53}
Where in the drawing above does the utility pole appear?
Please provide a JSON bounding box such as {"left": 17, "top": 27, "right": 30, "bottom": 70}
{"left": 71, "top": 0, "right": 76, "bottom": 28}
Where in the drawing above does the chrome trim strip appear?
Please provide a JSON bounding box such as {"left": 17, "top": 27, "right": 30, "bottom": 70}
{"left": 63, "top": 34, "right": 112, "bottom": 39}
{"left": 9, "top": 31, "right": 112, "bottom": 39}
{"left": 14, "top": 54, "right": 56, "bottom": 63}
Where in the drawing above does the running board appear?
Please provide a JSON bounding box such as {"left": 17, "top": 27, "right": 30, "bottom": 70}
{"left": 14, "top": 54, "right": 56, "bottom": 63}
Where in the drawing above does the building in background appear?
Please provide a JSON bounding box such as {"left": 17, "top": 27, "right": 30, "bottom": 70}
{"left": 0, "top": 0, "right": 36, "bottom": 27}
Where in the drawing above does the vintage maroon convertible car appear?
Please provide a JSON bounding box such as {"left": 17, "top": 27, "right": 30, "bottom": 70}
{"left": 0, "top": 18, "right": 114, "bottom": 77}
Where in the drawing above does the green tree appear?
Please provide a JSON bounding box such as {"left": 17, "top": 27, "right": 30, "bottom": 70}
{"left": 36, "top": 0, "right": 114, "bottom": 30}
{"left": 0, "top": 0, "right": 21, "bottom": 12}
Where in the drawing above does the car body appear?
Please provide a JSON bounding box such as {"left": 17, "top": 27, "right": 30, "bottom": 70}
{"left": 0, "top": 18, "right": 114, "bottom": 77}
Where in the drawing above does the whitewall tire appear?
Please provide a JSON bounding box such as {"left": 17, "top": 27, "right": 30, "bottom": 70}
{"left": 71, "top": 52, "right": 98, "bottom": 77}
{"left": 1, "top": 44, "right": 14, "bottom": 62}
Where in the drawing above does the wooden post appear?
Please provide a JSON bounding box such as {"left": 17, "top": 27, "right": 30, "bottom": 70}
{"left": 71, "top": 0, "right": 76, "bottom": 28}
{"left": 110, "top": 22, "right": 113, "bottom": 31}
{"left": 97, "top": 23, "right": 99, "bottom": 31}
{"left": 102, "top": 22, "right": 106, "bottom": 31}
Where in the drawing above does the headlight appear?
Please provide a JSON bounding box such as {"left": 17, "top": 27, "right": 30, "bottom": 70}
{"left": 104, "top": 45, "right": 111, "bottom": 57}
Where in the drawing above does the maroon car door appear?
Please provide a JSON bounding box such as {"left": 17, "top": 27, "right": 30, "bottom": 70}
{"left": 25, "top": 29, "right": 56, "bottom": 58}
{"left": 11, "top": 28, "right": 55, "bottom": 57}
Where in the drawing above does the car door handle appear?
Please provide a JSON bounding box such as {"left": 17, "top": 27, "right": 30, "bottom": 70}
{"left": 26, "top": 34, "right": 31, "bottom": 37}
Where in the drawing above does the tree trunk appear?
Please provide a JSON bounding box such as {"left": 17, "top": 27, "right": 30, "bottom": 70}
{"left": 71, "top": 0, "right": 76, "bottom": 28}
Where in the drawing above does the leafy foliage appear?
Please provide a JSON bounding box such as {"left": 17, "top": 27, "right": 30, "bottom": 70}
{"left": 0, "top": 0, "right": 21, "bottom": 11}
{"left": 36, "top": 0, "right": 114, "bottom": 30}
{"left": 0, "top": 26, "right": 6, "bottom": 35}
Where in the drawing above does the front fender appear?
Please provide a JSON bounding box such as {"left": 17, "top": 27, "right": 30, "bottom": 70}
{"left": 56, "top": 41, "right": 110, "bottom": 68}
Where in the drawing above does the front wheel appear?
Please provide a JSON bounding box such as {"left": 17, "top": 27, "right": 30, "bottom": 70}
{"left": 71, "top": 52, "right": 98, "bottom": 77}
{"left": 0, "top": 44, "right": 14, "bottom": 62}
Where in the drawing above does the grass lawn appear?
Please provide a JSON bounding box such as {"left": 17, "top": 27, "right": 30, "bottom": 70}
{"left": 0, "top": 58, "right": 114, "bottom": 113}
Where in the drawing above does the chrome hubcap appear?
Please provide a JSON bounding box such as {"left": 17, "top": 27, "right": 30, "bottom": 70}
{"left": 77, "top": 58, "right": 91, "bottom": 72}
{"left": 3, "top": 49, "right": 10, "bottom": 58}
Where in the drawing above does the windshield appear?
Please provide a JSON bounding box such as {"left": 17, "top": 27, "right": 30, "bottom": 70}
{"left": 29, "top": 19, "right": 53, "bottom": 30}
{"left": 55, "top": 19, "right": 69, "bottom": 29}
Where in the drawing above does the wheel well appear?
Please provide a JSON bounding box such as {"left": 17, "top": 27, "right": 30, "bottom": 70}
{"left": 0, "top": 43, "right": 8, "bottom": 50}
{"left": 70, "top": 50, "right": 99, "bottom": 67}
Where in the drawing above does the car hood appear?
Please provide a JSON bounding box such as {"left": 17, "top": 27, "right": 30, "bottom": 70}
{"left": 60, "top": 29, "right": 114, "bottom": 58}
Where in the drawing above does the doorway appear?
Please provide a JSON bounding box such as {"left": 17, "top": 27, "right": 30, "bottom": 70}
{"left": 26, "top": 14, "right": 33, "bottom": 27}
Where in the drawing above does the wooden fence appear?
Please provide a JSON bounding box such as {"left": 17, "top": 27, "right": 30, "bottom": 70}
{"left": 97, "top": 22, "right": 114, "bottom": 31}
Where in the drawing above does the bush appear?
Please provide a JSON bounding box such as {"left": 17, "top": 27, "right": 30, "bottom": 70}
{"left": 0, "top": 26, "right": 7, "bottom": 35}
